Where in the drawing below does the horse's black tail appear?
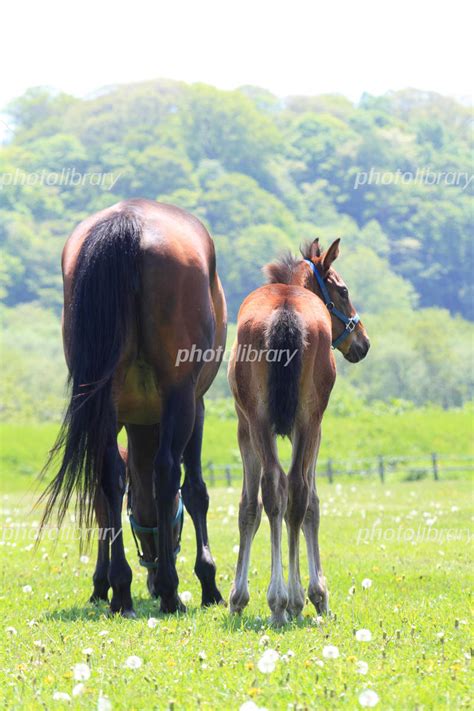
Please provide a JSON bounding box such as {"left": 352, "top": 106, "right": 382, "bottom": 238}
{"left": 265, "top": 305, "right": 305, "bottom": 437}
{"left": 39, "top": 210, "right": 142, "bottom": 533}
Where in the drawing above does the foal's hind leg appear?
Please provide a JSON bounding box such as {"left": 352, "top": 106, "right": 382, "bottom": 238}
{"left": 230, "top": 409, "right": 263, "bottom": 614}
{"left": 286, "top": 422, "right": 319, "bottom": 618}
{"left": 252, "top": 422, "right": 288, "bottom": 626}
{"left": 302, "top": 428, "right": 329, "bottom": 615}
{"left": 302, "top": 484, "right": 328, "bottom": 614}
{"left": 182, "top": 397, "right": 223, "bottom": 606}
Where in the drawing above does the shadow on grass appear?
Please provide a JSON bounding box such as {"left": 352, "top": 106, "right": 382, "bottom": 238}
{"left": 221, "top": 609, "right": 325, "bottom": 634}
{"left": 42, "top": 596, "right": 203, "bottom": 623}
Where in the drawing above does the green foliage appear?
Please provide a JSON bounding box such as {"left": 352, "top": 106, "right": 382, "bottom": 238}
{"left": 1, "top": 80, "right": 473, "bottom": 415}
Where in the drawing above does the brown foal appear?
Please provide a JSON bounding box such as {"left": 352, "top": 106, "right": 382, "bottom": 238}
{"left": 228, "top": 238, "right": 370, "bottom": 625}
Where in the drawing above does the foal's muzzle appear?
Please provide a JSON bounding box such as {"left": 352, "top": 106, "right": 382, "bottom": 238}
{"left": 344, "top": 339, "right": 370, "bottom": 363}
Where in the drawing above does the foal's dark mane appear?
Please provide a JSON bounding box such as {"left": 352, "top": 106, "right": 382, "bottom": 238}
{"left": 264, "top": 241, "right": 316, "bottom": 285}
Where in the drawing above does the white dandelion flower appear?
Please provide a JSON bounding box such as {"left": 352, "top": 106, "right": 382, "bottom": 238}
{"left": 147, "top": 617, "right": 159, "bottom": 629}
{"left": 22, "top": 585, "right": 32, "bottom": 593}
{"left": 53, "top": 691, "right": 71, "bottom": 701}
{"left": 257, "top": 648, "right": 279, "bottom": 673}
{"left": 361, "top": 578, "right": 372, "bottom": 589}
{"left": 82, "top": 647, "right": 93, "bottom": 656}
{"left": 124, "top": 655, "right": 142, "bottom": 669}
{"left": 258, "top": 634, "right": 270, "bottom": 647}
{"left": 239, "top": 703, "right": 259, "bottom": 711}
{"left": 356, "top": 629, "right": 372, "bottom": 642}
{"left": 232, "top": 544, "right": 240, "bottom": 554}
{"left": 73, "top": 662, "right": 91, "bottom": 681}
{"left": 6, "top": 626, "right": 17, "bottom": 635}
{"left": 356, "top": 660, "right": 369, "bottom": 675}
{"left": 322, "top": 645, "right": 340, "bottom": 659}
{"left": 98, "top": 630, "right": 109, "bottom": 637}
{"left": 97, "top": 695, "right": 112, "bottom": 711}
{"left": 358, "top": 689, "right": 379, "bottom": 707}
{"left": 180, "top": 590, "right": 192, "bottom": 604}
{"left": 80, "top": 555, "right": 89, "bottom": 564}
{"left": 72, "top": 683, "right": 85, "bottom": 697}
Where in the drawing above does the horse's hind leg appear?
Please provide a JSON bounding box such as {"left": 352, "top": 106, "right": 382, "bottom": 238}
{"left": 182, "top": 397, "right": 223, "bottom": 606}
{"left": 229, "top": 407, "right": 263, "bottom": 614}
{"left": 154, "top": 384, "right": 196, "bottom": 614}
{"left": 101, "top": 439, "right": 134, "bottom": 617}
{"left": 89, "top": 491, "right": 110, "bottom": 603}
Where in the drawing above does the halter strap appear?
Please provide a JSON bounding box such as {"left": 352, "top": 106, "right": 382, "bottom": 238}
{"left": 304, "top": 259, "right": 360, "bottom": 349}
{"left": 127, "top": 492, "right": 184, "bottom": 569}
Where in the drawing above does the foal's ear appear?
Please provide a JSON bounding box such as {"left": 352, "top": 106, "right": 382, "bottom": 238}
{"left": 309, "top": 238, "right": 320, "bottom": 259}
{"left": 321, "top": 238, "right": 341, "bottom": 272}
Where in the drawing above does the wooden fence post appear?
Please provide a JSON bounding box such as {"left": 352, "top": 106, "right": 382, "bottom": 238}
{"left": 225, "top": 466, "right": 232, "bottom": 486}
{"left": 208, "top": 461, "right": 215, "bottom": 487}
{"left": 327, "top": 459, "right": 334, "bottom": 484}
{"left": 431, "top": 452, "right": 439, "bottom": 481}
{"left": 378, "top": 455, "right": 385, "bottom": 483}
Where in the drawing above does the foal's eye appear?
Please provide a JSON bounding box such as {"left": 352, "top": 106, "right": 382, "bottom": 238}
{"left": 340, "top": 287, "right": 348, "bottom": 298}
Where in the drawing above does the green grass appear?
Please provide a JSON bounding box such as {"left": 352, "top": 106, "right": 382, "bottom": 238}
{"left": 1, "top": 410, "right": 472, "bottom": 708}
{"left": 0, "top": 480, "right": 472, "bottom": 709}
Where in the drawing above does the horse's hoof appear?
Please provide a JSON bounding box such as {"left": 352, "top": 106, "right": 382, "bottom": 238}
{"left": 160, "top": 595, "right": 186, "bottom": 614}
{"left": 89, "top": 593, "right": 108, "bottom": 605}
{"left": 202, "top": 589, "right": 226, "bottom": 607}
{"left": 121, "top": 608, "right": 137, "bottom": 619}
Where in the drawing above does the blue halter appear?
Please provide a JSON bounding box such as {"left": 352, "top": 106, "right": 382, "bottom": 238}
{"left": 304, "top": 259, "right": 360, "bottom": 349}
{"left": 128, "top": 492, "right": 184, "bottom": 569}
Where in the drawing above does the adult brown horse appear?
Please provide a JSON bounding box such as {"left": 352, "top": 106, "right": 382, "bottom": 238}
{"left": 228, "top": 238, "right": 370, "bottom": 625}
{"left": 40, "top": 198, "right": 227, "bottom": 615}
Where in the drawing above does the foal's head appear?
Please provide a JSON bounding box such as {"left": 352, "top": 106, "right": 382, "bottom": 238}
{"left": 265, "top": 238, "right": 370, "bottom": 363}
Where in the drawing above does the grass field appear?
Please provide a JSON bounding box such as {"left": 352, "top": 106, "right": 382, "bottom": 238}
{"left": 0, "top": 410, "right": 472, "bottom": 709}
{"left": 1, "top": 476, "right": 473, "bottom": 709}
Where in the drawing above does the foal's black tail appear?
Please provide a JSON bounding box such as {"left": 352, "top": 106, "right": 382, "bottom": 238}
{"left": 265, "top": 305, "right": 305, "bottom": 437}
{"left": 39, "top": 211, "right": 142, "bottom": 532}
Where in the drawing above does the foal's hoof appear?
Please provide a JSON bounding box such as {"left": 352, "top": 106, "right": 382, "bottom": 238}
{"left": 229, "top": 586, "right": 249, "bottom": 614}
{"left": 270, "top": 610, "right": 289, "bottom": 627}
{"left": 309, "top": 587, "right": 329, "bottom": 615}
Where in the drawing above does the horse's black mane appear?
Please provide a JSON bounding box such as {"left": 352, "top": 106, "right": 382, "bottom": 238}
{"left": 264, "top": 241, "right": 316, "bottom": 285}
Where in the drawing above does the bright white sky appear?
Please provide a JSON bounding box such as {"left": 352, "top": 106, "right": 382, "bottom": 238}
{"left": 2, "top": 0, "right": 472, "bottom": 110}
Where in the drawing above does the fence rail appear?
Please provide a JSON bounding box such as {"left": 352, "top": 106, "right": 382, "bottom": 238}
{"left": 203, "top": 454, "right": 474, "bottom": 486}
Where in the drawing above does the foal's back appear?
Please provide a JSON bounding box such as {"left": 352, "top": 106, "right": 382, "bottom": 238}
{"left": 229, "top": 282, "right": 336, "bottom": 422}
